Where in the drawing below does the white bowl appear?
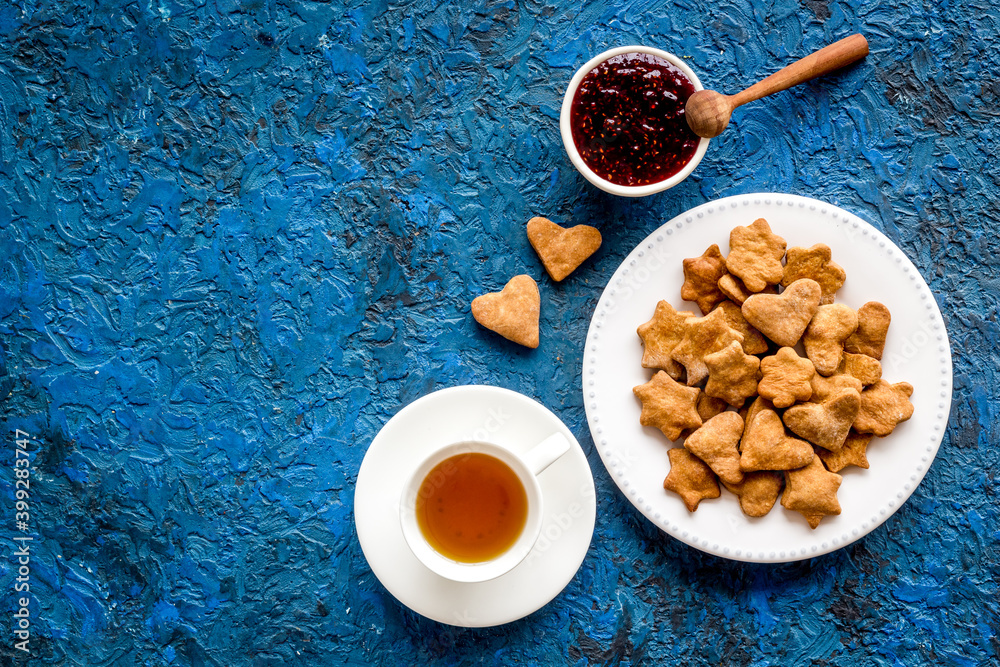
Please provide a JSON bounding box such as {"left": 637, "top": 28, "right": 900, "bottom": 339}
{"left": 559, "top": 45, "right": 710, "bottom": 197}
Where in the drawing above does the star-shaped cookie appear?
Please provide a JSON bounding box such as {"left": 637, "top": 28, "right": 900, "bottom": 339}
{"left": 670, "top": 308, "right": 744, "bottom": 386}
{"left": 781, "top": 456, "right": 843, "bottom": 529}
{"left": 637, "top": 300, "right": 694, "bottom": 379}
{"left": 664, "top": 447, "right": 721, "bottom": 512}
{"left": 633, "top": 371, "right": 703, "bottom": 441}
{"left": 681, "top": 244, "right": 728, "bottom": 315}
{"left": 816, "top": 431, "right": 875, "bottom": 472}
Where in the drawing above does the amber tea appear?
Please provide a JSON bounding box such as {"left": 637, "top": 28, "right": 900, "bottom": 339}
{"left": 415, "top": 452, "right": 529, "bottom": 563}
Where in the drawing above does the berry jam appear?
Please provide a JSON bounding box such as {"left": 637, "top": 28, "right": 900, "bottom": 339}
{"left": 570, "top": 52, "right": 699, "bottom": 187}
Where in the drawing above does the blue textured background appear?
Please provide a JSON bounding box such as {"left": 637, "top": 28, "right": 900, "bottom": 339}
{"left": 1, "top": 0, "right": 997, "bottom": 664}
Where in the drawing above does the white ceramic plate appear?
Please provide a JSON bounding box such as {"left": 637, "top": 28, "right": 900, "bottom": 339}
{"left": 354, "top": 385, "right": 596, "bottom": 626}
{"left": 582, "top": 193, "right": 952, "bottom": 563}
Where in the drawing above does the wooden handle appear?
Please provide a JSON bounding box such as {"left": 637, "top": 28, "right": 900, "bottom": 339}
{"left": 730, "top": 34, "right": 869, "bottom": 108}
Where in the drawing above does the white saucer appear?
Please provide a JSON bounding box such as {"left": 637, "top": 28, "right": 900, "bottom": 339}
{"left": 354, "top": 385, "right": 596, "bottom": 627}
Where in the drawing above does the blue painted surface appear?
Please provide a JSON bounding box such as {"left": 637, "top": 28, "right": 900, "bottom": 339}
{"left": 0, "top": 0, "right": 997, "bottom": 664}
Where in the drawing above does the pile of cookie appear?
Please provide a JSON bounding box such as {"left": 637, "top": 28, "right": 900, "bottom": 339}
{"left": 633, "top": 218, "right": 914, "bottom": 528}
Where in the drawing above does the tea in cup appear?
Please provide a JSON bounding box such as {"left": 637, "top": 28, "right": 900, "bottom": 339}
{"left": 399, "top": 433, "right": 570, "bottom": 583}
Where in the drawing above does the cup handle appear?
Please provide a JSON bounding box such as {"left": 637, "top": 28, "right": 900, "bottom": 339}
{"left": 522, "top": 432, "right": 572, "bottom": 476}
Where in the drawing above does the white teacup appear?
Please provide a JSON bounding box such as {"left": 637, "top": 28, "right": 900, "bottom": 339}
{"left": 399, "top": 434, "right": 571, "bottom": 583}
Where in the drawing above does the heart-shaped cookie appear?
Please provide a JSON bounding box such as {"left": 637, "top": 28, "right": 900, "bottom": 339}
{"left": 683, "top": 411, "right": 745, "bottom": 485}
{"left": 844, "top": 301, "right": 891, "bottom": 360}
{"left": 527, "top": 216, "right": 602, "bottom": 282}
{"left": 742, "top": 278, "right": 822, "bottom": 347}
{"left": 471, "top": 275, "right": 540, "bottom": 348}
{"left": 782, "top": 388, "right": 861, "bottom": 451}
{"left": 723, "top": 470, "right": 784, "bottom": 518}
{"left": 739, "top": 409, "right": 814, "bottom": 472}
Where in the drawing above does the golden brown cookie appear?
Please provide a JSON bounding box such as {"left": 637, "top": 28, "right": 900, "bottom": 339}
{"left": 697, "top": 392, "right": 729, "bottom": 422}
{"left": 844, "top": 301, "right": 891, "bottom": 360}
{"left": 718, "top": 273, "right": 750, "bottom": 305}
{"left": 739, "top": 409, "right": 815, "bottom": 472}
{"left": 726, "top": 218, "right": 787, "bottom": 292}
{"left": 664, "top": 447, "right": 721, "bottom": 512}
{"left": 681, "top": 244, "right": 729, "bottom": 315}
{"left": 854, "top": 380, "right": 914, "bottom": 436}
{"left": 684, "top": 411, "right": 745, "bottom": 486}
{"left": 718, "top": 274, "right": 778, "bottom": 305}
{"left": 782, "top": 244, "right": 846, "bottom": 305}
{"left": 781, "top": 457, "right": 843, "bottom": 529}
{"left": 714, "top": 301, "right": 769, "bottom": 355}
{"left": 723, "top": 471, "right": 784, "bottom": 518}
{"left": 740, "top": 395, "right": 775, "bottom": 448}
{"left": 680, "top": 391, "right": 731, "bottom": 440}
{"left": 803, "top": 304, "right": 859, "bottom": 376}
{"left": 637, "top": 300, "right": 694, "bottom": 380}
{"left": 526, "top": 216, "right": 602, "bottom": 282}
{"left": 757, "top": 347, "right": 815, "bottom": 409}
{"left": 633, "top": 371, "right": 703, "bottom": 441}
{"left": 810, "top": 373, "right": 864, "bottom": 403}
{"left": 670, "top": 308, "right": 745, "bottom": 386}
{"left": 816, "top": 431, "right": 875, "bottom": 472}
{"left": 742, "top": 279, "right": 822, "bottom": 348}
{"left": 782, "top": 388, "right": 861, "bottom": 452}
{"left": 704, "top": 341, "right": 761, "bottom": 407}
{"left": 471, "top": 275, "right": 540, "bottom": 348}
{"left": 681, "top": 389, "right": 729, "bottom": 438}
{"left": 835, "top": 352, "right": 882, "bottom": 386}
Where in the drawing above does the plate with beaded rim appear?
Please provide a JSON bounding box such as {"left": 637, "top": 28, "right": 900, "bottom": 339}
{"left": 582, "top": 193, "right": 952, "bottom": 563}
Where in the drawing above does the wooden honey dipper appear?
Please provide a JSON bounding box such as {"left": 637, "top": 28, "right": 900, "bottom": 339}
{"left": 685, "top": 34, "right": 870, "bottom": 139}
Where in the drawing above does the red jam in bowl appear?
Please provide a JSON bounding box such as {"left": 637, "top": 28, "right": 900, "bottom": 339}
{"left": 570, "top": 52, "right": 699, "bottom": 187}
